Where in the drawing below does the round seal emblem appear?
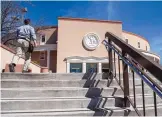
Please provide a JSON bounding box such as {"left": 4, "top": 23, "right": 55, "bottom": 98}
{"left": 83, "top": 33, "right": 100, "bottom": 50}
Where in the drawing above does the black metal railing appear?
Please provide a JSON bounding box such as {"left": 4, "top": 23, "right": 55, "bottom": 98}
{"left": 102, "top": 32, "right": 162, "bottom": 116}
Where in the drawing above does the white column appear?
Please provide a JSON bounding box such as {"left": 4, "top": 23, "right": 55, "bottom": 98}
{"left": 82, "top": 62, "right": 86, "bottom": 73}
{"left": 66, "top": 62, "right": 70, "bottom": 73}
{"left": 128, "top": 66, "right": 130, "bottom": 73}
{"left": 154, "top": 57, "right": 156, "bottom": 61}
{"left": 47, "top": 50, "right": 50, "bottom": 69}
{"left": 98, "top": 62, "right": 102, "bottom": 73}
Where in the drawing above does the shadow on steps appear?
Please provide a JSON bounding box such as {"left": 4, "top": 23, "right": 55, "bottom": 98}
{"left": 82, "top": 69, "right": 127, "bottom": 116}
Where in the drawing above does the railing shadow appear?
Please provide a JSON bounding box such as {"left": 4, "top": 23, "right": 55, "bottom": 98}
{"left": 92, "top": 96, "right": 128, "bottom": 116}
{"left": 82, "top": 68, "right": 126, "bottom": 116}
{"left": 103, "top": 108, "right": 131, "bottom": 116}
{"left": 82, "top": 69, "right": 96, "bottom": 88}
{"left": 81, "top": 68, "right": 105, "bottom": 116}
{"left": 102, "top": 69, "right": 114, "bottom": 87}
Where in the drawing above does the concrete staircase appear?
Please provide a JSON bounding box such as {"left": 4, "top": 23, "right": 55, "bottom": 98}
{"left": 1, "top": 73, "right": 162, "bottom": 116}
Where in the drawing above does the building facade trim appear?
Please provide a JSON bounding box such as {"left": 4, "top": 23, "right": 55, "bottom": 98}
{"left": 65, "top": 56, "right": 109, "bottom": 61}
{"left": 34, "top": 44, "right": 57, "bottom": 51}
{"left": 58, "top": 17, "right": 122, "bottom": 24}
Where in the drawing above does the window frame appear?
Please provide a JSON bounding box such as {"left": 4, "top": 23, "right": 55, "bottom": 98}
{"left": 86, "top": 63, "right": 98, "bottom": 72}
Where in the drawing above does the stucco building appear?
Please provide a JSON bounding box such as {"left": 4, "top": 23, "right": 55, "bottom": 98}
{"left": 31, "top": 17, "right": 160, "bottom": 73}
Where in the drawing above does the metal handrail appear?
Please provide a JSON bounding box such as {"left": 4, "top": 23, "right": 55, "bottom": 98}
{"left": 103, "top": 40, "right": 162, "bottom": 98}
{"left": 105, "top": 32, "right": 162, "bottom": 82}
{"left": 102, "top": 32, "right": 162, "bottom": 116}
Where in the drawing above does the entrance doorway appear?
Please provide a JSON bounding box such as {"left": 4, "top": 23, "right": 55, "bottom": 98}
{"left": 102, "top": 63, "right": 109, "bottom": 79}
{"left": 86, "top": 63, "right": 97, "bottom": 72}
{"left": 102, "top": 63, "right": 109, "bottom": 73}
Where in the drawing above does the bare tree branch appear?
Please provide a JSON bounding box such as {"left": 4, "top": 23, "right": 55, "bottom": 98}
{"left": 1, "top": 1, "right": 45, "bottom": 43}
{"left": 1, "top": 1, "right": 22, "bottom": 42}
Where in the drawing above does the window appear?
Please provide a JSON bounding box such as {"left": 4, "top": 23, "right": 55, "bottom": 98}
{"left": 70, "top": 63, "right": 82, "bottom": 73}
{"left": 138, "top": 42, "right": 140, "bottom": 48}
{"left": 41, "top": 35, "right": 46, "bottom": 43}
{"left": 86, "top": 63, "right": 97, "bottom": 72}
{"left": 125, "top": 39, "right": 128, "bottom": 43}
{"left": 40, "top": 51, "right": 45, "bottom": 60}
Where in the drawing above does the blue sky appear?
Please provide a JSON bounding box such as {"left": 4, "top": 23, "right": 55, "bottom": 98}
{"left": 21, "top": 1, "right": 162, "bottom": 64}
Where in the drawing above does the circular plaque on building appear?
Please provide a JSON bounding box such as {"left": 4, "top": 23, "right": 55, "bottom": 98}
{"left": 83, "top": 33, "right": 100, "bottom": 50}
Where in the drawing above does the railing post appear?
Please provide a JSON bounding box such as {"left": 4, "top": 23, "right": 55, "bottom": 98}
{"left": 122, "top": 51, "right": 130, "bottom": 107}
{"left": 108, "top": 39, "right": 113, "bottom": 79}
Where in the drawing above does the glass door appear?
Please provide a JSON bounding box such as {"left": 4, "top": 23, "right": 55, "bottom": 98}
{"left": 86, "top": 63, "right": 97, "bottom": 72}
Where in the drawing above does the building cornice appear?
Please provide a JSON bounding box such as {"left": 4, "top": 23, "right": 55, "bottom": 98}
{"left": 58, "top": 17, "right": 122, "bottom": 24}
{"left": 34, "top": 44, "right": 57, "bottom": 51}
{"left": 36, "top": 26, "right": 58, "bottom": 30}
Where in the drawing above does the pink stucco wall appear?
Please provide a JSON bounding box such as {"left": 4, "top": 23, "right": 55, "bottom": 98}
{"left": 57, "top": 17, "right": 122, "bottom": 73}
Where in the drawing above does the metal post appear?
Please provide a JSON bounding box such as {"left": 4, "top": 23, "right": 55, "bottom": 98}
{"left": 153, "top": 91, "right": 157, "bottom": 116}
{"left": 108, "top": 39, "right": 113, "bottom": 79}
{"left": 122, "top": 51, "right": 130, "bottom": 107}
{"left": 132, "top": 71, "right": 136, "bottom": 108}
{"left": 118, "top": 56, "right": 121, "bottom": 85}
{"left": 141, "top": 80, "right": 146, "bottom": 116}
{"left": 114, "top": 51, "right": 116, "bottom": 77}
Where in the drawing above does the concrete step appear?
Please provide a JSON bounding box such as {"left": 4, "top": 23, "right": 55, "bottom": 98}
{"left": 1, "top": 79, "right": 145, "bottom": 88}
{"left": 2, "top": 79, "right": 161, "bottom": 92}
{"left": 1, "top": 108, "right": 103, "bottom": 116}
{"left": 0, "top": 108, "right": 131, "bottom": 117}
{"left": 97, "top": 95, "right": 162, "bottom": 108}
{"left": 2, "top": 98, "right": 94, "bottom": 111}
{"left": 1, "top": 87, "right": 158, "bottom": 99}
{"left": 99, "top": 105, "right": 162, "bottom": 116}
{"left": 1, "top": 73, "right": 100, "bottom": 80}
{"left": 2, "top": 73, "right": 161, "bottom": 86}
{"left": 2, "top": 106, "right": 162, "bottom": 116}
{"left": 1, "top": 79, "right": 114, "bottom": 88}
{"left": 1, "top": 87, "right": 120, "bottom": 98}
{"left": 1, "top": 73, "right": 141, "bottom": 80}
{"left": 1, "top": 96, "right": 162, "bottom": 112}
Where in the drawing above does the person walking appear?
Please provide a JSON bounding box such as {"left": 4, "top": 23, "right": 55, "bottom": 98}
{"left": 9, "top": 19, "right": 37, "bottom": 73}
